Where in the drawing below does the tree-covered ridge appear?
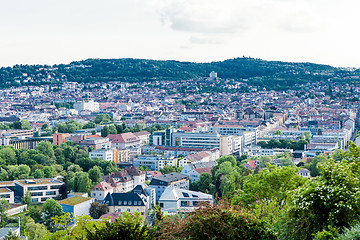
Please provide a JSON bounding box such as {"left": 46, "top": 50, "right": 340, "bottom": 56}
{"left": 0, "top": 57, "right": 349, "bottom": 90}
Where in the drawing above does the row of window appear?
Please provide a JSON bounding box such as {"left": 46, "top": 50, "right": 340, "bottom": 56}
{"left": 31, "top": 191, "right": 57, "bottom": 196}
{"left": 27, "top": 185, "right": 61, "bottom": 191}
{"left": 116, "top": 200, "right": 143, "bottom": 206}
{"left": 31, "top": 197, "right": 50, "bottom": 202}
{"left": 180, "top": 200, "right": 205, "bottom": 207}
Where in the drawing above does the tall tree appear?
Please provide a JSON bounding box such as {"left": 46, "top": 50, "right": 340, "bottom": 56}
{"left": 42, "top": 199, "right": 64, "bottom": 230}
{"left": 101, "top": 126, "right": 109, "bottom": 137}
{"left": 0, "top": 199, "right": 10, "bottom": 225}
{"left": 88, "top": 166, "right": 102, "bottom": 184}
{"left": 89, "top": 202, "right": 108, "bottom": 219}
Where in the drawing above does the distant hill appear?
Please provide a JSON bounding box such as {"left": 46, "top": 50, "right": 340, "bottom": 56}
{"left": 0, "top": 57, "right": 356, "bottom": 90}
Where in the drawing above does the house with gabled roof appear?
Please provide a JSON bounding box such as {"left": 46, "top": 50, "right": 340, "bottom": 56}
{"left": 91, "top": 181, "right": 113, "bottom": 201}
{"left": 103, "top": 185, "right": 150, "bottom": 216}
{"left": 102, "top": 166, "right": 145, "bottom": 193}
{"left": 185, "top": 167, "right": 212, "bottom": 182}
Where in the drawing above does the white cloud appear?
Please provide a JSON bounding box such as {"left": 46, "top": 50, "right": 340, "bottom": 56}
{"left": 147, "top": 0, "right": 326, "bottom": 35}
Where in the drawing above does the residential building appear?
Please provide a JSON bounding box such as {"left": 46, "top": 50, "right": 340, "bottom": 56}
{"left": 184, "top": 167, "right": 212, "bottom": 182}
{"left": 298, "top": 168, "right": 311, "bottom": 178}
{"left": 103, "top": 185, "right": 151, "bottom": 216}
{"left": 159, "top": 187, "right": 213, "bottom": 213}
{"left": 89, "top": 146, "right": 118, "bottom": 162}
{"left": 74, "top": 99, "right": 99, "bottom": 112}
{"left": 133, "top": 155, "right": 177, "bottom": 171}
{"left": 102, "top": 166, "right": 145, "bottom": 193}
{"left": 91, "top": 182, "right": 113, "bottom": 202}
{"left": 149, "top": 173, "right": 189, "bottom": 201}
{"left": 79, "top": 137, "right": 111, "bottom": 150}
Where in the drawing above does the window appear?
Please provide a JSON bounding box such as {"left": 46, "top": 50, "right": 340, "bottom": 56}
{"left": 31, "top": 192, "right": 43, "bottom": 196}
{"left": 159, "top": 203, "right": 164, "bottom": 208}
{"left": 93, "top": 193, "right": 96, "bottom": 196}
{"left": 28, "top": 186, "right": 47, "bottom": 191}
{"left": 134, "top": 201, "right": 137, "bottom": 205}
{"left": 124, "top": 201, "right": 127, "bottom": 205}
{"left": 127, "top": 209, "right": 130, "bottom": 212}
{"left": 128, "top": 201, "right": 132, "bottom": 205}
{"left": 181, "top": 201, "right": 190, "bottom": 207}
{"left": 46, "top": 191, "right": 56, "bottom": 196}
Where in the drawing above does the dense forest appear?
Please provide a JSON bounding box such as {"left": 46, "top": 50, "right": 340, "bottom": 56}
{"left": 0, "top": 57, "right": 354, "bottom": 90}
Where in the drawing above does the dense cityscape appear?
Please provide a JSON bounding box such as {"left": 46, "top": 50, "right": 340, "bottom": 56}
{"left": 0, "top": 62, "right": 357, "bottom": 239}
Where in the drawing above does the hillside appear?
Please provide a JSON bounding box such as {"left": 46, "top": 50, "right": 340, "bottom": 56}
{"left": 0, "top": 57, "right": 355, "bottom": 90}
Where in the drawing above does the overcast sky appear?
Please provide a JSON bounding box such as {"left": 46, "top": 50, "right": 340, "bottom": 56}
{"left": 1, "top": 0, "right": 359, "bottom": 68}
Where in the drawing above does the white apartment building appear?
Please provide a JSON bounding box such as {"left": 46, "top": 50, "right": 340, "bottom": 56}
{"left": 159, "top": 187, "right": 213, "bottom": 213}
{"left": 171, "top": 132, "right": 234, "bottom": 156}
{"left": 133, "top": 156, "right": 177, "bottom": 171}
{"left": 74, "top": 99, "right": 100, "bottom": 112}
{"left": 89, "top": 146, "right": 115, "bottom": 161}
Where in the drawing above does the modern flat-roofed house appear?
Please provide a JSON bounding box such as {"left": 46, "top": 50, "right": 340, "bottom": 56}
{"left": 149, "top": 173, "right": 189, "bottom": 201}
{"left": 58, "top": 196, "right": 94, "bottom": 217}
{"left": 0, "top": 188, "right": 14, "bottom": 203}
{"left": 14, "top": 178, "right": 65, "bottom": 203}
{"left": 159, "top": 187, "right": 213, "bottom": 213}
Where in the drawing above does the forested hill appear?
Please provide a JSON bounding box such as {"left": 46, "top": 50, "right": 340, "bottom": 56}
{"left": 0, "top": 57, "right": 356, "bottom": 89}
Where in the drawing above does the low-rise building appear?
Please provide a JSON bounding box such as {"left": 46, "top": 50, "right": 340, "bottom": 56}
{"left": 14, "top": 178, "right": 65, "bottom": 203}
{"left": 149, "top": 173, "right": 189, "bottom": 201}
{"left": 133, "top": 155, "right": 177, "bottom": 171}
{"left": 59, "top": 196, "right": 95, "bottom": 217}
{"left": 103, "top": 185, "right": 151, "bottom": 216}
{"left": 91, "top": 182, "right": 113, "bottom": 202}
{"left": 0, "top": 188, "right": 14, "bottom": 204}
{"left": 184, "top": 167, "right": 212, "bottom": 182}
{"left": 159, "top": 187, "right": 213, "bottom": 213}
{"left": 89, "top": 146, "right": 118, "bottom": 162}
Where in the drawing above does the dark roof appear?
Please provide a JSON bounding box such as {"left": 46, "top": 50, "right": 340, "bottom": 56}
{"left": 192, "top": 161, "right": 217, "bottom": 169}
{"left": 132, "top": 184, "right": 149, "bottom": 196}
{"left": 103, "top": 192, "right": 147, "bottom": 206}
{"left": 149, "top": 172, "right": 189, "bottom": 186}
{"left": 110, "top": 166, "right": 144, "bottom": 182}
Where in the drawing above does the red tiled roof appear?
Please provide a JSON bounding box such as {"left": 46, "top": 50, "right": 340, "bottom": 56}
{"left": 146, "top": 171, "right": 162, "bottom": 177}
{"left": 101, "top": 212, "right": 120, "bottom": 222}
{"left": 107, "top": 133, "right": 139, "bottom": 143}
{"left": 194, "top": 167, "right": 212, "bottom": 174}
{"left": 91, "top": 181, "right": 113, "bottom": 191}
{"left": 248, "top": 160, "right": 257, "bottom": 169}
{"left": 133, "top": 131, "right": 150, "bottom": 137}
{"left": 85, "top": 134, "right": 102, "bottom": 138}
